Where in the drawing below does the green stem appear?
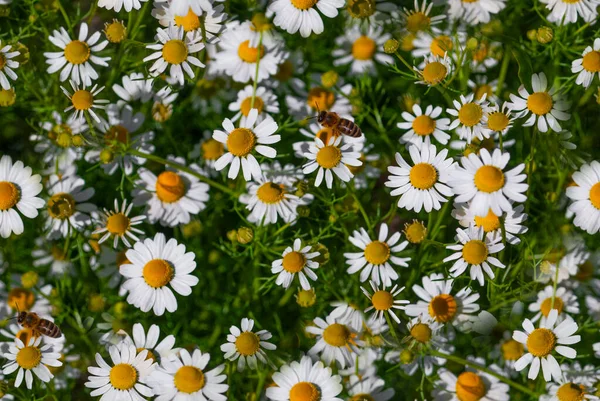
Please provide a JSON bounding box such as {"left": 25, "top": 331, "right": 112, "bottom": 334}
{"left": 250, "top": 32, "right": 264, "bottom": 109}
{"left": 496, "top": 47, "right": 511, "bottom": 98}
{"left": 384, "top": 311, "right": 399, "bottom": 344}
{"left": 393, "top": 51, "right": 416, "bottom": 75}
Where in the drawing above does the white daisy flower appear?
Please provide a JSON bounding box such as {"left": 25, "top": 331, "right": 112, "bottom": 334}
{"left": 293, "top": 120, "right": 361, "bottom": 159}
{"left": 361, "top": 281, "right": 408, "bottom": 324}
{"left": 213, "top": 108, "right": 280, "bottom": 181}
{"left": 329, "top": 302, "right": 365, "bottom": 333}
{"left": 448, "top": 148, "right": 528, "bottom": 216}
{"left": 120, "top": 233, "right": 199, "bottom": 316}
{"left": 306, "top": 314, "right": 362, "bottom": 368}
{"left": 220, "top": 318, "right": 276, "bottom": 371}
{"left": 112, "top": 72, "right": 154, "bottom": 104}
{"left": 302, "top": 136, "right": 362, "bottom": 189}
{"left": 132, "top": 156, "right": 210, "bottom": 227}
{"left": 153, "top": 2, "right": 227, "bottom": 43}
{"left": 266, "top": 355, "right": 342, "bottom": 401}
{"left": 405, "top": 273, "right": 481, "bottom": 329}
{"left": 542, "top": 376, "right": 599, "bottom": 401}
{"left": 0, "top": 40, "right": 19, "bottom": 90}
{"left": 344, "top": 223, "right": 410, "bottom": 287}
{"left": 92, "top": 199, "right": 146, "bottom": 248}
{"left": 412, "top": 27, "right": 466, "bottom": 61}
{"left": 2, "top": 337, "right": 62, "bottom": 390}
{"left": 332, "top": 25, "right": 393, "bottom": 75}
{"left": 44, "top": 23, "right": 110, "bottom": 86}
{"left": 147, "top": 348, "right": 228, "bottom": 401}
{"left": 507, "top": 72, "right": 571, "bottom": 133}
{"left": 44, "top": 173, "right": 96, "bottom": 239}
{"left": 85, "top": 342, "right": 155, "bottom": 400}
{"left": 151, "top": 86, "right": 179, "bottom": 122}
{"left": 0, "top": 155, "right": 44, "bottom": 238}
{"left": 528, "top": 285, "right": 579, "bottom": 323}
{"left": 451, "top": 202, "right": 528, "bottom": 245}
{"left": 346, "top": 374, "right": 395, "bottom": 401}
{"left": 572, "top": 38, "right": 600, "bottom": 88}
{"left": 269, "top": 0, "right": 345, "bottom": 38}
{"left": 98, "top": 0, "right": 148, "bottom": 12}
{"left": 228, "top": 85, "right": 279, "bottom": 124}
{"left": 286, "top": 76, "right": 354, "bottom": 120}
{"left": 398, "top": 103, "right": 451, "bottom": 146}
{"left": 468, "top": 76, "right": 500, "bottom": 102}
{"left": 512, "top": 309, "right": 580, "bottom": 382}
{"left": 447, "top": 0, "right": 506, "bottom": 25}
{"left": 385, "top": 142, "right": 455, "bottom": 213}
{"left": 443, "top": 225, "right": 505, "bottom": 286}
{"left": 144, "top": 25, "right": 205, "bottom": 86}
{"left": 61, "top": 80, "right": 109, "bottom": 123}
{"left": 447, "top": 93, "right": 493, "bottom": 143}
{"left": 469, "top": 40, "right": 502, "bottom": 72}
{"left": 400, "top": 0, "right": 445, "bottom": 34}
{"left": 415, "top": 53, "right": 453, "bottom": 87}
{"left": 123, "top": 323, "right": 178, "bottom": 363}
{"left": 566, "top": 160, "right": 600, "bottom": 234}
{"left": 271, "top": 238, "right": 320, "bottom": 290}
{"left": 433, "top": 359, "right": 509, "bottom": 401}
{"left": 539, "top": 0, "right": 600, "bottom": 24}
{"left": 0, "top": 283, "right": 54, "bottom": 320}
{"left": 168, "top": 0, "right": 214, "bottom": 17}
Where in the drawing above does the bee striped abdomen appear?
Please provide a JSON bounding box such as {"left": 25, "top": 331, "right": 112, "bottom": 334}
{"left": 337, "top": 118, "right": 362, "bottom": 137}
{"left": 38, "top": 319, "right": 62, "bottom": 338}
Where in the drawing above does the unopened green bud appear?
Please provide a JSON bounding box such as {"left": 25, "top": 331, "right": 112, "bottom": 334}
{"left": 237, "top": 227, "right": 254, "bottom": 244}
{"left": 321, "top": 71, "right": 339, "bottom": 89}
{"left": 99, "top": 148, "right": 114, "bottom": 164}
{"left": 226, "top": 230, "right": 238, "bottom": 243}
{"left": 526, "top": 29, "right": 538, "bottom": 41}
{"left": 297, "top": 205, "right": 310, "bottom": 218}
{"left": 21, "top": 271, "right": 39, "bottom": 289}
{"left": 400, "top": 349, "right": 415, "bottom": 364}
{"left": 71, "top": 135, "right": 85, "bottom": 147}
{"left": 466, "top": 37, "right": 479, "bottom": 51}
{"left": 536, "top": 27, "right": 553, "bottom": 44}
{"left": 383, "top": 38, "right": 400, "bottom": 54}
{"left": 56, "top": 132, "right": 72, "bottom": 148}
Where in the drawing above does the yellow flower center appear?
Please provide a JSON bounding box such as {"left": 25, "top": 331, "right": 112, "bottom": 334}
{"left": 152, "top": 102, "right": 172, "bottom": 122}
{"left": 174, "top": 8, "right": 201, "bottom": 32}
{"left": 526, "top": 328, "right": 556, "bottom": 357}
{"left": 501, "top": 339, "right": 524, "bottom": 361}
{"left": 8, "top": 288, "right": 35, "bottom": 311}
{"left": 0, "top": 181, "right": 20, "bottom": 210}
{"left": 455, "top": 372, "right": 486, "bottom": 401}
{"left": 371, "top": 290, "right": 394, "bottom": 311}
{"left": 527, "top": 92, "right": 553, "bottom": 116}
{"left": 316, "top": 145, "right": 342, "bottom": 169}
{"left": 0, "top": 88, "right": 16, "bottom": 107}
{"left": 430, "top": 35, "right": 453, "bottom": 58}
{"left": 290, "top": 0, "right": 318, "bottom": 10}
{"left": 409, "top": 163, "right": 438, "bottom": 190}
{"left": 235, "top": 332, "right": 260, "bottom": 356}
{"left": 307, "top": 87, "right": 335, "bottom": 111}
{"left": 104, "top": 125, "right": 129, "bottom": 147}
{"left": 240, "top": 96, "right": 265, "bottom": 116}
{"left": 474, "top": 210, "right": 501, "bottom": 232}
{"left": 405, "top": 12, "right": 430, "bottom": 33}
{"left": 582, "top": 50, "right": 600, "bottom": 73}
{"left": 201, "top": 139, "right": 225, "bottom": 160}
{"left": 323, "top": 323, "right": 350, "bottom": 347}
{"left": 472, "top": 43, "right": 489, "bottom": 63}
{"left": 590, "top": 182, "right": 600, "bottom": 209}
{"left": 142, "top": 259, "right": 174, "bottom": 288}
{"left": 71, "top": 90, "right": 94, "bottom": 111}
{"left": 428, "top": 294, "right": 457, "bottom": 323}
{"left": 156, "top": 171, "right": 186, "bottom": 203}
{"left": 64, "top": 40, "right": 91, "bottom": 65}
{"left": 540, "top": 296, "right": 564, "bottom": 317}
{"left": 162, "top": 40, "right": 188, "bottom": 65}
{"left": 412, "top": 115, "right": 436, "bottom": 136}
{"left": 257, "top": 182, "right": 286, "bottom": 204}
{"left": 347, "top": 0, "right": 376, "bottom": 18}
{"left": 16, "top": 346, "right": 42, "bottom": 370}
{"left": 462, "top": 240, "right": 488, "bottom": 265}
{"left": 364, "top": 240, "right": 390, "bottom": 265}
{"left": 410, "top": 323, "right": 432, "bottom": 343}
{"left": 227, "top": 128, "right": 256, "bottom": 157}
{"left": 474, "top": 165, "right": 505, "bottom": 193}
{"left": 104, "top": 20, "right": 127, "bottom": 43}
{"left": 174, "top": 366, "right": 205, "bottom": 394}
{"left": 422, "top": 61, "right": 447, "bottom": 85}
{"left": 474, "top": 84, "right": 493, "bottom": 101}
{"left": 237, "top": 40, "right": 265, "bottom": 63}
{"left": 282, "top": 251, "right": 306, "bottom": 273}
{"left": 106, "top": 213, "right": 130, "bottom": 236}
{"left": 296, "top": 288, "right": 317, "bottom": 307}
{"left": 290, "top": 382, "right": 320, "bottom": 401}
{"left": 135, "top": 347, "right": 156, "bottom": 362}
{"left": 557, "top": 382, "right": 586, "bottom": 401}
{"left": 110, "top": 363, "right": 137, "bottom": 391}
{"left": 352, "top": 36, "right": 376, "bottom": 60}
{"left": 486, "top": 111, "right": 509, "bottom": 132}
{"left": 47, "top": 192, "right": 76, "bottom": 219}
{"left": 404, "top": 221, "right": 427, "bottom": 243}
{"left": 458, "top": 103, "right": 483, "bottom": 127}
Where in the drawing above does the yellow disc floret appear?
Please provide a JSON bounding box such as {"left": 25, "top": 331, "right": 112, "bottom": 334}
{"left": 47, "top": 193, "right": 76, "bottom": 219}
{"left": 316, "top": 145, "right": 342, "bottom": 169}
{"left": 455, "top": 372, "right": 486, "bottom": 401}
{"left": 540, "top": 296, "right": 564, "bottom": 317}
{"left": 289, "top": 382, "right": 320, "bottom": 401}
{"left": 142, "top": 259, "right": 174, "bottom": 288}
{"left": 422, "top": 61, "right": 447, "bottom": 85}
{"left": 352, "top": 36, "right": 376, "bottom": 60}
{"left": 106, "top": 213, "right": 130, "bottom": 235}
{"left": 412, "top": 115, "right": 436, "bottom": 136}
{"left": 364, "top": 241, "right": 391, "bottom": 265}
{"left": 371, "top": 290, "right": 394, "bottom": 311}
{"left": 410, "top": 323, "right": 432, "bottom": 343}
{"left": 109, "top": 363, "right": 137, "bottom": 390}
{"left": 238, "top": 41, "right": 265, "bottom": 63}
{"left": 16, "top": 346, "right": 41, "bottom": 370}
{"left": 323, "top": 323, "right": 350, "bottom": 347}
{"left": 410, "top": 163, "right": 438, "bottom": 190}
{"left": 582, "top": 51, "right": 600, "bottom": 73}
{"left": 162, "top": 40, "right": 188, "bottom": 65}
{"left": 174, "top": 366, "right": 205, "bottom": 394}
{"left": 428, "top": 294, "right": 457, "bottom": 323}
{"left": 290, "top": 0, "right": 318, "bottom": 10}
{"left": 462, "top": 240, "right": 488, "bottom": 265}
{"left": 282, "top": 251, "right": 306, "bottom": 273}
{"left": 0, "top": 181, "right": 20, "bottom": 210}
{"left": 64, "top": 40, "right": 91, "bottom": 65}
{"left": 156, "top": 171, "right": 186, "bottom": 203}
{"left": 474, "top": 165, "right": 505, "bottom": 193}
{"left": 227, "top": 128, "right": 256, "bottom": 157}
{"left": 526, "top": 328, "right": 556, "bottom": 357}
{"left": 257, "top": 182, "right": 286, "bottom": 204}
{"left": 458, "top": 103, "right": 483, "bottom": 127}
{"left": 527, "top": 92, "right": 553, "bottom": 116}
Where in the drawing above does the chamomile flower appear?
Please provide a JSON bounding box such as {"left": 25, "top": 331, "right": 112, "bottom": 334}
{"left": 361, "top": 281, "right": 408, "bottom": 324}
{"left": 220, "top": 318, "right": 276, "bottom": 371}
{"left": 120, "top": 233, "right": 199, "bottom": 316}
{"left": 213, "top": 108, "right": 280, "bottom": 181}
{"left": 447, "top": 93, "right": 493, "bottom": 143}
{"left": 0, "top": 283, "right": 54, "bottom": 320}
{"left": 539, "top": 0, "right": 600, "bottom": 24}
{"left": 286, "top": 76, "right": 354, "bottom": 119}
{"left": 346, "top": 375, "right": 395, "bottom": 401}
{"left": 2, "top": 337, "right": 62, "bottom": 390}
{"left": 124, "top": 323, "right": 178, "bottom": 363}
{"left": 451, "top": 202, "right": 528, "bottom": 245}
{"left": 433, "top": 360, "right": 510, "bottom": 401}
{"left": 385, "top": 143, "right": 455, "bottom": 212}
{"left": 144, "top": 25, "right": 205, "bottom": 85}
{"left": 271, "top": 238, "right": 320, "bottom": 290}
{"left": 302, "top": 136, "right": 362, "bottom": 189}
{"left": 306, "top": 314, "right": 362, "bottom": 368}
{"left": 468, "top": 76, "right": 500, "bottom": 102}
{"left": 447, "top": 0, "right": 507, "bottom": 25}
{"left": 269, "top": 0, "right": 345, "bottom": 38}
{"left": 132, "top": 157, "right": 210, "bottom": 227}
{"left": 398, "top": 103, "right": 451, "bottom": 146}
{"left": 448, "top": 148, "right": 528, "bottom": 216}
{"left": 398, "top": 317, "right": 451, "bottom": 376}
{"left": 151, "top": 86, "right": 178, "bottom": 122}
{"left": 85, "top": 343, "right": 155, "bottom": 400}
{"left": 332, "top": 25, "right": 393, "bottom": 75}
{"left": 228, "top": 85, "right": 279, "bottom": 124}
{"left": 400, "top": 0, "right": 445, "bottom": 34}
{"left": 344, "top": 223, "right": 410, "bottom": 287}
{"left": 153, "top": 2, "right": 227, "bottom": 43}
{"left": 469, "top": 41, "right": 501, "bottom": 72}
{"left": 405, "top": 273, "right": 481, "bottom": 329}
{"left": 92, "top": 199, "right": 146, "bottom": 248}
{"left": 266, "top": 355, "right": 343, "bottom": 401}
{"left": 0, "top": 155, "right": 44, "bottom": 238}
{"left": 0, "top": 41, "right": 19, "bottom": 90}
{"left": 45, "top": 23, "right": 110, "bottom": 86}
{"left": 528, "top": 286, "right": 579, "bottom": 323}
{"left": 542, "top": 377, "right": 600, "bottom": 401}
{"left": 31, "top": 112, "right": 87, "bottom": 171}
{"left": 512, "top": 309, "right": 580, "bottom": 382}
{"left": 415, "top": 53, "right": 453, "bottom": 86}
{"left": 572, "top": 39, "right": 600, "bottom": 88}
{"left": 61, "top": 81, "right": 109, "bottom": 123}
{"left": 147, "top": 348, "right": 228, "bottom": 401}
{"left": 566, "top": 160, "right": 600, "bottom": 234}
{"left": 412, "top": 27, "right": 466, "bottom": 61}
{"left": 98, "top": 0, "right": 148, "bottom": 12}
{"left": 485, "top": 102, "right": 516, "bottom": 136}
{"left": 112, "top": 72, "right": 154, "bottom": 104}
{"left": 508, "top": 72, "right": 571, "bottom": 133}
{"left": 443, "top": 225, "right": 505, "bottom": 286}
{"left": 44, "top": 173, "right": 96, "bottom": 239}
{"left": 329, "top": 302, "right": 365, "bottom": 333}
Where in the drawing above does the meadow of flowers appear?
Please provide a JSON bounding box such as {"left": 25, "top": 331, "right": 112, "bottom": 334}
{"left": 1, "top": 0, "right": 600, "bottom": 399}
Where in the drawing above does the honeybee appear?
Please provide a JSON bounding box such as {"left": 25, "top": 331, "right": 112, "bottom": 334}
{"left": 16, "top": 311, "right": 62, "bottom": 338}
{"left": 316, "top": 111, "right": 363, "bottom": 138}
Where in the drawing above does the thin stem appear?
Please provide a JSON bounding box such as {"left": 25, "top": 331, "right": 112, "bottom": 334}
{"left": 384, "top": 312, "right": 399, "bottom": 344}
{"left": 525, "top": 128, "right": 537, "bottom": 214}
{"left": 393, "top": 51, "right": 416, "bottom": 75}
{"left": 250, "top": 32, "right": 264, "bottom": 109}
{"left": 496, "top": 47, "right": 511, "bottom": 98}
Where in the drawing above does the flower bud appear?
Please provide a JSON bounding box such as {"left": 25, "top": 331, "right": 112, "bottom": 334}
{"left": 56, "top": 132, "right": 72, "bottom": 148}
{"left": 12, "top": 42, "right": 30, "bottom": 65}
{"left": 526, "top": 29, "right": 538, "bottom": 41}
{"left": 88, "top": 294, "right": 106, "bottom": 312}
{"left": 226, "top": 230, "right": 238, "bottom": 242}
{"left": 237, "top": 227, "right": 254, "bottom": 244}
{"left": 104, "top": 19, "right": 127, "bottom": 43}
{"left": 383, "top": 38, "right": 400, "bottom": 54}
{"left": 99, "top": 148, "right": 114, "bottom": 164}
{"left": 321, "top": 70, "right": 339, "bottom": 89}
{"left": 536, "top": 27, "right": 553, "bottom": 44}
{"left": 295, "top": 288, "right": 316, "bottom": 307}
{"left": 466, "top": 37, "right": 479, "bottom": 51}
{"left": 71, "top": 134, "right": 85, "bottom": 147}
{"left": 208, "top": 249, "right": 221, "bottom": 264}
{"left": 21, "top": 271, "right": 39, "bottom": 289}
{"left": 0, "top": 88, "right": 16, "bottom": 107}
